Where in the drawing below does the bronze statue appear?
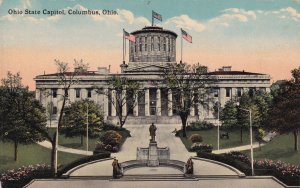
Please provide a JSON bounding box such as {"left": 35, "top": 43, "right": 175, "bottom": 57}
{"left": 185, "top": 157, "right": 194, "bottom": 175}
{"left": 149, "top": 123, "right": 157, "bottom": 142}
{"left": 112, "top": 158, "right": 123, "bottom": 178}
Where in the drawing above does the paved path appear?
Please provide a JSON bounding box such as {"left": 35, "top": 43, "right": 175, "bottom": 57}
{"left": 28, "top": 178, "right": 285, "bottom": 188}
{"left": 37, "top": 126, "right": 276, "bottom": 156}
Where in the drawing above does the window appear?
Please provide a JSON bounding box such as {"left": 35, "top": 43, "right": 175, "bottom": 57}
{"left": 151, "top": 37, "right": 154, "bottom": 51}
{"left": 237, "top": 88, "right": 242, "bottom": 97}
{"left": 64, "top": 89, "right": 68, "bottom": 97}
{"left": 51, "top": 89, "right": 57, "bottom": 98}
{"left": 158, "top": 37, "right": 160, "bottom": 51}
{"left": 87, "top": 89, "right": 92, "bottom": 98}
{"left": 52, "top": 106, "right": 57, "bottom": 115}
{"left": 163, "top": 37, "right": 166, "bottom": 51}
{"left": 214, "top": 89, "right": 219, "bottom": 97}
{"left": 75, "top": 88, "right": 80, "bottom": 98}
{"left": 168, "top": 37, "right": 170, "bottom": 52}
{"left": 226, "top": 88, "right": 231, "bottom": 97}
{"left": 145, "top": 44, "right": 147, "bottom": 51}
{"left": 249, "top": 88, "right": 255, "bottom": 97}
{"left": 139, "top": 37, "right": 142, "bottom": 51}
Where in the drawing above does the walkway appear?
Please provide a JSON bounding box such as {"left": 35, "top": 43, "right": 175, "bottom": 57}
{"left": 37, "top": 126, "right": 276, "bottom": 156}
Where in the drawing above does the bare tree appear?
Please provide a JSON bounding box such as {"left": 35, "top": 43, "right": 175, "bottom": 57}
{"left": 95, "top": 76, "right": 141, "bottom": 128}
{"left": 162, "top": 62, "right": 216, "bottom": 137}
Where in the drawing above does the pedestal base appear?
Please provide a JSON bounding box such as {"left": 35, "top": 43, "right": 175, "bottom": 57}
{"left": 147, "top": 141, "right": 159, "bottom": 167}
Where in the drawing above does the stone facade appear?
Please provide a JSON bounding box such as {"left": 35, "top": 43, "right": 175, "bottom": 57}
{"left": 34, "top": 26, "right": 271, "bottom": 126}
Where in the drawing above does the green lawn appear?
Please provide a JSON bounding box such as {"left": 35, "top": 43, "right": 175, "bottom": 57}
{"left": 47, "top": 128, "right": 129, "bottom": 151}
{"left": 0, "top": 141, "right": 84, "bottom": 173}
{"left": 242, "top": 133, "right": 300, "bottom": 165}
{"left": 179, "top": 127, "right": 253, "bottom": 151}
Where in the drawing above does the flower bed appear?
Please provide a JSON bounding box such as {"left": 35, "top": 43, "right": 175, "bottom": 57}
{"left": 197, "top": 151, "right": 300, "bottom": 186}
{"left": 0, "top": 164, "right": 52, "bottom": 188}
{"left": 190, "top": 143, "right": 213, "bottom": 153}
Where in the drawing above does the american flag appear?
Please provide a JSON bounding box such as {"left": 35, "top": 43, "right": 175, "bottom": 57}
{"left": 181, "top": 29, "right": 192, "bottom": 43}
{"left": 152, "top": 10, "right": 162, "bottom": 21}
{"left": 123, "top": 29, "right": 135, "bottom": 42}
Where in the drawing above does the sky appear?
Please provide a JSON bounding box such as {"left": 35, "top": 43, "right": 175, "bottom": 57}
{"left": 1, "top": 0, "right": 300, "bottom": 90}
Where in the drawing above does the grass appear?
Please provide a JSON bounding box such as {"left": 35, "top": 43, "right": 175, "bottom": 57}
{"left": 47, "top": 128, "right": 130, "bottom": 151}
{"left": 0, "top": 141, "right": 84, "bottom": 173}
{"left": 179, "top": 127, "right": 253, "bottom": 151}
{"left": 242, "top": 133, "right": 300, "bottom": 165}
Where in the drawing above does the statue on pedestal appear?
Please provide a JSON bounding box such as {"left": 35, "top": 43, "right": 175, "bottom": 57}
{"left": 185, "top": 157, "right": 194, "bottom": 175}
{"left": 149, "top": 123, "right": 157, "bottom": 142}
{"left": 112, "top": 158, "right": 123, "bottom": 178}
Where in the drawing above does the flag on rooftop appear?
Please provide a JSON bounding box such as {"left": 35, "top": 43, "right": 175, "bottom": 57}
{"left": 123, "top": 29, "right": 136, "bottom": 42}
{"left": 181, "top": 29, "right": 192, "bottom": 43}
{"left": 152, "top": 10, "right": 162, "bottom": 21}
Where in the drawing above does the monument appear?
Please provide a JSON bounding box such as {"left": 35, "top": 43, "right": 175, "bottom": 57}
{"left": 136, "top": 123, "right": 170, "bottom": 166}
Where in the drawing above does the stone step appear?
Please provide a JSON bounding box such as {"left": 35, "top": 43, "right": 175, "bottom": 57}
{"left": 111, "top": 174, "right": 197, "bottom": 181}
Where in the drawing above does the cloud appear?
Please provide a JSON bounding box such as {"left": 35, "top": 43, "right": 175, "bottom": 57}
{"left": 209, "top": 8, "right": 256, "bottom": 27}
{"left": 165, "top": 15, "right": 205, "bottom": 32}
{"left": 0, "top": 0, "right": 3, "bottom": 6}
{"left": 292, "top": 0, "right": 300, "bottom": 4}
{"left": 280, "top": 7, "right": 300, "bottom": 18}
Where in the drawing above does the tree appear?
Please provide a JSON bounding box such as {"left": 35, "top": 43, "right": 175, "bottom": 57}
{"left": 236, "top": 94, "right": 260, "bottom": 143}
{"left": 267, "top": 67, "right": 300, "bottom": 151}
{"left": 220, "top": 99, "right": 238, "bottom": 128}
{"left": 61, "top": 99, "right": 104, "bottom": 145}
{"left": 0, "top": 72, "right": 47, "bottom": 161}
{"left": 95, "top": 76, "right": 141, "bottom": 128}
{"left": 162, "top": 62, "right": 215, "bottom": 137}
{"left": 32, "top": 59, "right": 89, "bottom": 173}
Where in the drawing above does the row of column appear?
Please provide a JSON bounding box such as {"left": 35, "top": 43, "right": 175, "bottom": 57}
{"left": 110, "top": 88, "right": 201, "bottom": 117}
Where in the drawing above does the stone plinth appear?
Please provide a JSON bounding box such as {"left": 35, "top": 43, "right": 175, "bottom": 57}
{"left": 136, "top": 140, "right": 170, "bottom": 167}
{"left": 147, "top": 141, "right": 159, "bottom": 167}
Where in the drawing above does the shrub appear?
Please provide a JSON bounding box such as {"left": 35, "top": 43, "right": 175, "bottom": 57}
{"left": 190, "top": 143, "right": 213, "bottom": 153}
{"left": 189, "top": 134, "right": 203, "bottom": 143}
{"left": 94, "top": 141, "right": 119, "bottom": 153}
{"left": 100, "top": 130, "right": 122, "bottom": 146}
{"left": 0, "top": 164, "right": 53, "bottom": 188}
{"left": 187, "top": 121, "right": 214, "bottom": 131}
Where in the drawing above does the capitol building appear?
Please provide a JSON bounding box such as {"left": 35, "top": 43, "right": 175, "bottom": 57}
{"left": 35, "top": 26, "right": 271, "bottom": 125}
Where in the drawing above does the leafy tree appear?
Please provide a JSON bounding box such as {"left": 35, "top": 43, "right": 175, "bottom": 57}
{"left": 220, "top": 99, "right": 238, "bottom": 128}
{"left": 95, "top": 76, "right": 141, "bottom": 128}
{"left": 61, "top": 99, "right": 103, "bottom": 145}
{"left": 267, "top": 67, "right": 300, "bottom": 151}
{"left": 0, "top": 72, "right": 47, "bottom": 161}
{"left": 162, "top": 62, "right": 215, "bottom": 137}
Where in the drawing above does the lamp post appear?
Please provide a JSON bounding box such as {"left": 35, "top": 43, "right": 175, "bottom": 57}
{"left": 216, "top": 101, "right": 221, "bottom": 150}
{"left": 237, "top": 102, "right": 254, "bottom": 176}
{"left": 86, "top": 103, "right": 89, "bottom": 155}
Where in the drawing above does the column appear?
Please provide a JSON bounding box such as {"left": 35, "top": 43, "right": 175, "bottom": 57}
{"left": 103, "top": 89, "right": 109, "bottom": 120}
{"left": 133, "top": 92, "right": 139, "bottom": 116}
{"left": 111, "top": 90, "right": 116, "bottom": 116}
{"left": 219, "top": 87, "right": 226, "bottom": 107}
{"left": 156, "top": 88, "right": 161, "bottom": 116}
{"left": 190, "top": 90, "right": 195, "bottom": 116}
{"left": 168, "top": 89, "right": 173, "bottom": 116}
{"left": 145, "top": 88, "right": 150, "bottom": 116}
{"left": 198, "top": 88, "right": 204, "bottom": 120}
{"left": 122, "top": 90, "right": 127, "bottom": 116}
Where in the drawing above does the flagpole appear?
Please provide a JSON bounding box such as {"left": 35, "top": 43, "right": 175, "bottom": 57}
{"left": 180, "top": 29, "right": 183, "bottom": 64}
{"left": 152, "top": 11, "right": 154, "bottom": 26}
{"left": 123, "top": 29, "right": 125, "bottom": 64}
